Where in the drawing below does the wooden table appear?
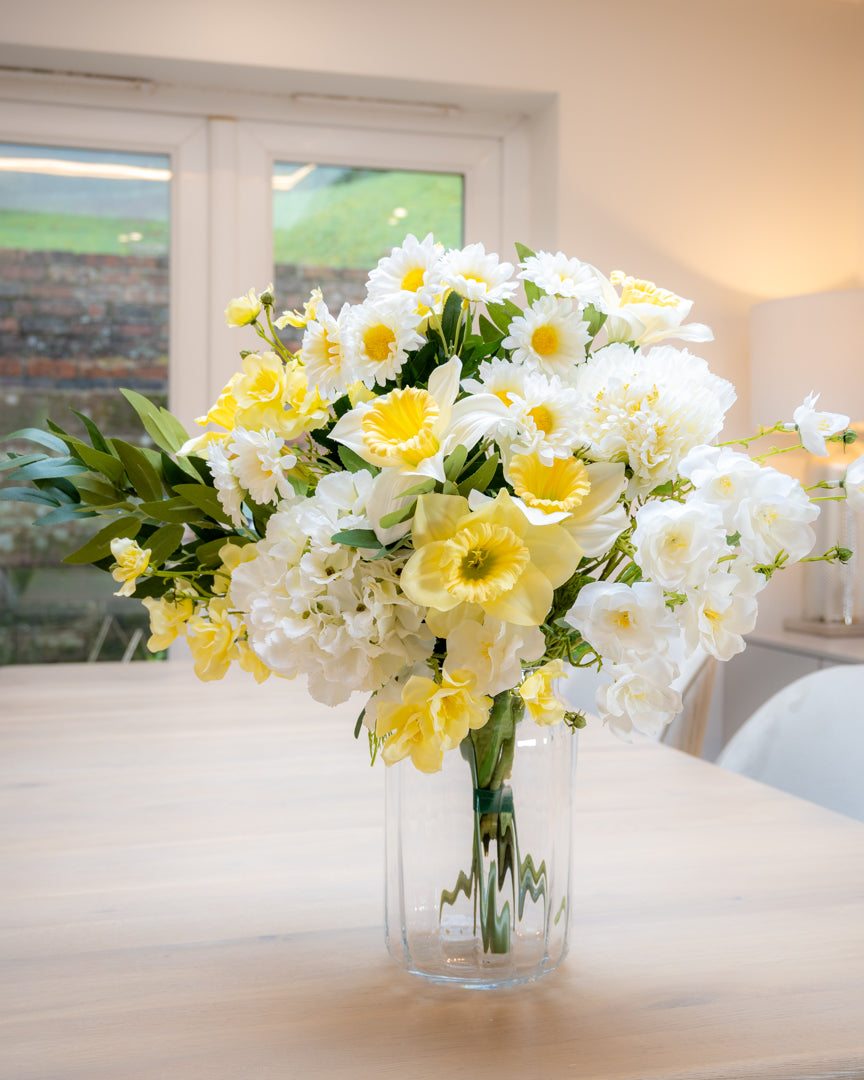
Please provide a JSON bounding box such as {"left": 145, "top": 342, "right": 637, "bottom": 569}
{"left": 2, "top": 662, "right": 863, "bottom": 1080}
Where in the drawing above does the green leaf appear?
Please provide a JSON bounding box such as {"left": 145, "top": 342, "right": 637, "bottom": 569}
{"left": 457, "top": 452, "right": 499, "bottom": 497}
{"left": 137, "top": 496, "right": 207, "bottom": 524}
{"left": 194, "top": 536, "right": 250, "bottom": 566}
{"left": 143, "top": 523, "right": 185, "bottom": 567}
{"left": 338, "top": 445, "right": 376, "bottom": 474}
{"left": 8, "top": 456, "right": 88, "bottom": 481}
{"left": 441, "top": 289, "right": 464, "bottom": 345}
{"left": 70, "top": 410, "right": 115, "bottom": 456}
{"left": 331, "top": 528, "right": 381, "bottom": 549}
{"left": 379, "top": 502, "right": 416, "bottom": 529}
{"left": 443, "top": 444, "right": 468, "bottom": 482}
{"left": 400, "top": 477, "right": 437, "bottom": 498}
{"left": 110, "top": 439, "right": 164, "bottom": 503}
{"left": 49, "top": 433, "right": 126, "bottom": 484}
{"left": 35, "top": 504, "right": 98, "bottom": 526}
{"left": 478, "top": 315, "right": 504, "bottom": 345}
{"left": 1, "top": 427, "right": 68, "bottom": 454}
{"left": 172, "top": 483, "right": 234, "bottom": 526}
{"left": 514, "top": 242, "right": 536, "bottom": 263}
{"left": 160, "top": 451, "right": 202, "bottom": 486}
{"left": 63, "top": 516, "right": 142, "bottom": 565}
{"left": 70, "top": 475, "right": 127, "bottom": 506}
{"left": 583, "top": 303, "right": 607, "bottom": 339}
{"left": 0, "top": 486, "right": 61, "bottom": 506}
{"left": 0, "top": 452, "right": 44, "bottom": 472}
{"left": 486, "top": 301, "right": 517, "bottom": 334}
{"left": 119, "top": 388, "right": 189, "bottom": 454}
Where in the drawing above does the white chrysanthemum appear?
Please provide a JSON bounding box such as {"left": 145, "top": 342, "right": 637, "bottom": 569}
{"left": 790, "top": 391, "right": 849, "bottom": 457}
{"left": 595, "top": 271, "right": 714, "bottom": 347}
{"left": 228, "top": 471, "right": 434, "bottom": 706}
{"left": 733, "top": 466, "right": 819, "bottom": 565}
{"left": 677, "top": 567, "right": 759, "bottom": 662}
{"left": 205, "top": 440, "right": 245, "bottom": 527}
{"left": 518, "top": 251, "right": 605, "bottom": 307}
{"left": 444, "top": 616, "right": 546, "bottom": 698}
{"left": 571, "top": 343, "right": 736, "bottom": 493}
{"left": 228, "top": 427, "right": 297, "bottom": 506}
{"left": 342, "top": 295, "right": 425, "bottom": 388}
{"left": 502, "top": 295, "right": 591, "bottom": 378}
{"left": 301, "top": 301, "right": 353, "bottom": 400}
{"left": 632, "top": 499, "right": 728, "bottom": 590}
{"left": 564, "top": 580, "right": 678, "bottom": 664}
{"left": 366, "top": 232, "right": 445, "bottom": 312}
{"left": 596, "top": 658, "right": 683, "bottom": 741}
{"left": 439, "top": 242, "right": 516, "bottom": 304}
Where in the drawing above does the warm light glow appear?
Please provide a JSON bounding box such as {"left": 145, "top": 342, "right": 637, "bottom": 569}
{"left": 0, "top": 157, "right": 171, "bottom": 182}
{"left": 272, "top": 163, "right": 316, "bottom": 191}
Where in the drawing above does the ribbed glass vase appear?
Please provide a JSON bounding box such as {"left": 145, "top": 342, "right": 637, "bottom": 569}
{"left": 384, "top": 692, "right": 576, "bottom": 988}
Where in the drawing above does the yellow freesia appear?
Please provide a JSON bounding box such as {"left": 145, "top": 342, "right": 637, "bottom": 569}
{"left": 518, "top": 659, "right": 568, "bottom": 726}
{"left": 225, "top": 288, "right": 262, "bottom": 327}
{"left": 400, "top": 490, "right": 582, "bottom": 635}
{"left": 185, "top": 598, "right": 238, "bottom": 681}
{"left": 375, "top": 669, "right": 492, "bottom": 773}
{"left": 212, "top": 540, "right": 258, "bottom": 596}
{"left": 141, "top": 595, "right": 195, "bottom": 650}
{"left": 109, "top": 537, "right": 151, "bottom": 597}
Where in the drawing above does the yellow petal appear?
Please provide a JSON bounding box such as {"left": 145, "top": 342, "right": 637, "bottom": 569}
{"left": 400, "top": 542, "right": 462, "bottom": 612}
{"left": 518, "top": 519, "right": 583, "bottom": 589}
{"left": 482, "top": 561, "right": 553, "bottom": 626}
{"left": 569, "top": 462, "right": 627, "bottom": 522}
{"left": 411, "top": 492, "right": 470, "bottom": 547}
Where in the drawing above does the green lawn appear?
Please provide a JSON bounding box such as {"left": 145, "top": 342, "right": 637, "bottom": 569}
{"left": 0, "top": 209, "right": 169, "bottom": 256}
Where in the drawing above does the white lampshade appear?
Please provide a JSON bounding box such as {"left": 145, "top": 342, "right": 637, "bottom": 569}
{"left": 749, "top": 288, "right": 864, "bottom": 429}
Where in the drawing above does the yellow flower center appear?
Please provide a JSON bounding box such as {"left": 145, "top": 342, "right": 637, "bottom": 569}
{"left": 401, "top": 267, "right": 426, "bottom": 293}
{"left": 614, "top": 611, "right": 632, "bottom": 629}
{"left": 704, "top": 608, "right": 722, "bottom": 627}
{"left": 363, "top": 324, "right": 397, "bottom": 363}
{"left": 361, "top": 387, "right": 440, "bottom": 466}
{"left": 611, "top": 272, "right": 679, "bottom": 308}
{"left": 528, "top": 404, "right": 555, "bottom": 434}
{"left": 508, "top": 454, "right": 592, "bottom": 513}
{"left": 440, "top": 522, "right": 529, "bottom": 604}
{"left": 531, "top": 325, "right": 559, "bottom": 356}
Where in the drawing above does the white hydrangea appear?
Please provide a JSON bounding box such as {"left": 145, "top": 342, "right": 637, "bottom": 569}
{"left": 229, "top": 471, "right": 434, "bottom": 705}
{"left": 571, "top": 343, "right": 736, "bottom": 493}
{"left": 595, "top": 658, "right": 683, "bottom": 741}
{"left": 632, "top": 499, "right": 728, "bottom": 590}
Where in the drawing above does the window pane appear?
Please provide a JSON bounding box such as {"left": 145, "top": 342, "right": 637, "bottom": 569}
{"left": 272, "top": 163, "right": 463, "bottom": 349}
{"left": 0, "top": 142, "right": 170, "bottom": 664}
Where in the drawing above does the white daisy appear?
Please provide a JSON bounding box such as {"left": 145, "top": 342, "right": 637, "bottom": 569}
{"left": 498, "top": 370, "right": 583, "bottom": 464}
{"left": 365, "top": 232, "right": 445, "bottom": 312}
{"left": 502, "top": 295, "right": 591, "bottom": 378}
{"left": 438, "top": 241, "right": 516, "bottom": 304}
{"left": 518, "top": 250, "right": 605, "bottom": 306}
{"left": 342, "top": 294, "right": 426, "bottom": 388}
{"left": 301, "top": 301, "right": 353, "bottom": 400}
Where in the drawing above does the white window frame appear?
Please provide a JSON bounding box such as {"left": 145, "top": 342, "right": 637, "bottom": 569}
{"left": 0, "top": 99, "right": 209, "bottom": 427}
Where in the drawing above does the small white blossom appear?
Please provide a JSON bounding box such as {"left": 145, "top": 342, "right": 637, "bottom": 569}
{"left": 439, "top": 242, "right": 516, "bottom": 304}
{"left": 565, "top": 580, "right": 678, "bottom": 664}
{"left": 734, "top": 466, "right": 819, "bottom": 565}
{"left": 596, "top": 658, "right": 683, "bottom": 741}
{"left": 502, "top": 295, "right": 591, "bottom": 378}
{"left": 678, "top": 445, "right": 763, "bottom": 532}
{"left": 677, "top": 567, "right": 759, "bottom": 662}
{"left": 206, "top": 440, "right": 246, "bottom": 527}
{"left": 518, "top": 251, "right": 604, "bottom": 306}
{"left": 445, "top": 617, "right": 546, "bottom": 697}
{"left": 228, "top": 427, "right": 297, "bottom": 506}
{"left": 843, "top": 454, "right": 864, "bottom": 513}
{"left": 790, "top": 392, "right": 849, "bottom": 457}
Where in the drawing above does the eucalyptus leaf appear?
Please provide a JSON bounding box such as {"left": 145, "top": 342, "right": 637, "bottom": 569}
{"left": 70, "top": 410, "right": 115, "bottom": 456}
{"left": 441, "top": 289, "right": 463, "bottom": 345}
{"left": 0, "top": 453, "right": 44, "bottom": 472}
{"left": 379, "top": 502, "right": 416, "bottom": 529}
{"left": 1, "top": 427, "right": 68, "bottom": 454}
{"left": 120, "top": 388, "right": 189, "bottom": 454}
{"left": 331, "top": 528, "right": 381, "bottom": 549}
{"left": 172, "top": 483, "right": 235, "bottom": 526}
{"left": 62, "top": 515, "right": 142, "bottom": 565}
{"left": 144, "top": 523, "right": 185, "bottom": 567}
{"left": 9, "top": 457, "right": 88, "bottom": 481}
{"left": 35, "top": 504, "right": 98, "bottom": 526}
{"left": 0, "top": 486, "right": 61, "bottom": 506}
{"left": 457, "top": 452, "right": 499, "bottom": 498}
{"left": 137, "top": 497, "right": 207, "bottom": 524}
{"left": 443, "top": 444, "right": 468, "bottom": 482}
{"left": 338, "top": 445, "right": 376, "bottom": 475}
{"left": 110, "top": 439, "right": 164, "bottom": 503}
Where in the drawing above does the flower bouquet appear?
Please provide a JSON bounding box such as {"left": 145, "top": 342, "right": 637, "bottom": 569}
{"left": 2, "top": 234, "right": 859, "bottom": 986}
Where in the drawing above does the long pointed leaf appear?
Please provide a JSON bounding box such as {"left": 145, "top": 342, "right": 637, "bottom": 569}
{"left": 1, "top": 427, "right": 68, "bottom": 454}
{"left": 62, "top": 516, "right": 142, "bottom": 565}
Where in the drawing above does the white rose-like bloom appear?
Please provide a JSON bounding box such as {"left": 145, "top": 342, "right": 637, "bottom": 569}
{"left": 790, "top": 391, "right": 849, "bottom": 457}
{"left": 678, "top": 445, "right": 762, "bottom": 532}
{"left": 366, "top": 232, "right": 445, "bottom": 312}
{"left": 733, "top": 466, "right": 819, "bottom": 565}
{"left": 205, "top": 440, "right": 246, "bottom": 527}
{"left": 843, "top": 453, "right": 864, "bottom": 513}
{"left": 596, "top": 658, "right": 683, "bottom": 741}
{"left": 502, "top": 295, "right": 591, "bottom": 378}
{"left": 517, "top": 251, "right": 605, "bottom": 307}
{"left": 228, "top": 427, "right": 297, "bottom": 506}
{"left": 571, "top": 343, "right": 736, "bottom": 494}
{"left": 595, "top": 272, "right": 714, "bottom": 347}
{"left": 632, "top": 499, "right": 728, "bottom": 590}
{"left": 342, "top": 294, "right": 425, "bottom": 388}
{"left": 229, "top": 471, "right": 434, "bottom": 705}
{"left": 564, "top": 580, "right": 678, "bottom": 664}
{"left": 445, "top": 617, "right": 546, "bottom": 697}
{"left": 677, "top": 568, "right": 759, "bottom": 662}
{"left": 439, "top": 242, "right": 516, "bottom": 304}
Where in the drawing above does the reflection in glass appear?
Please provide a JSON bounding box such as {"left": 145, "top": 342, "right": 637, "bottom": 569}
{"left": 0, "top": 143, "right": 170, "bottom": 664}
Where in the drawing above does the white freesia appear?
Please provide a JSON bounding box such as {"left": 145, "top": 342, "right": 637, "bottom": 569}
{"left": 595, "top": 271, "right": 714, "bottom": 347}
{"left": 632, "top": 499, "right": 728, "bottom": 589}
{"left": 366, "top": 232, "right": 445, "bottom": 312}
{"left": 790, "top": 392, "right": 849, "bottom": 457}
{"left": 565, "top": 580, "right": 678, "bottom": 663}
{"left": 571, "top": 343, "right": 736, "bottom": 493}
{"left": 342, "top": 294, "right": 425, "bottom": 387}
{"left": 502, "top": 295, "right": 590, "bottom": 377}
{"left": 733, "top": 466, "right": 819, "bottom": 565}
{"left": 229, "top": 471, "right": 434, "bottom": 706}
{"left": 228, "top": 427, "right": 297, "bottom": 506}
{"left": 517, "top": 250, "right": 605, "bottom": 307}
{"left": 595, "top": 658, "right": 683, "bottom": 741}
{"left": 439, "top": 242, "right": 516, "bottom": 304}
{"left": 678, "top": 568, "right": 759, "bottom": 662}
{"left": 843, "top": 453, "right": 864, "bottom": 512}
{"left": 445, "top": 617, "right": 546, "bottom": 697}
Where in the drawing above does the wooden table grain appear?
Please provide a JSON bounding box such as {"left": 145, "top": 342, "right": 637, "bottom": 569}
{"left": 1, "top": 661, "right": 863, "bottom": 1080}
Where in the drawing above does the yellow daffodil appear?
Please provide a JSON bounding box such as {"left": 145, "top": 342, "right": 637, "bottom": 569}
{"left": 375, "top": 668, "right": 492, "bottom": 773}
{"left": 518, "top": 659, "right": 568, "bottom": 726}
{"left": 400, "top": 489, "right": 582, "bottom": 635}
{"left": 109, "top": 537, "right": 151, "bottom": 597}
{"left": 141, "top": 595, "right": 195, "bottom": 650}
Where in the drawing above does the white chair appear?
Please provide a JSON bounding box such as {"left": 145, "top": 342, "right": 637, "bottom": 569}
{"left": 715, "top": 664, "right": 864, "bottom": 822}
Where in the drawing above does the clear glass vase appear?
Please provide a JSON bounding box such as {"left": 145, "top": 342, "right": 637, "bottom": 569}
{"left": 384, "top": 692, "right": 576, "bottom": 988}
